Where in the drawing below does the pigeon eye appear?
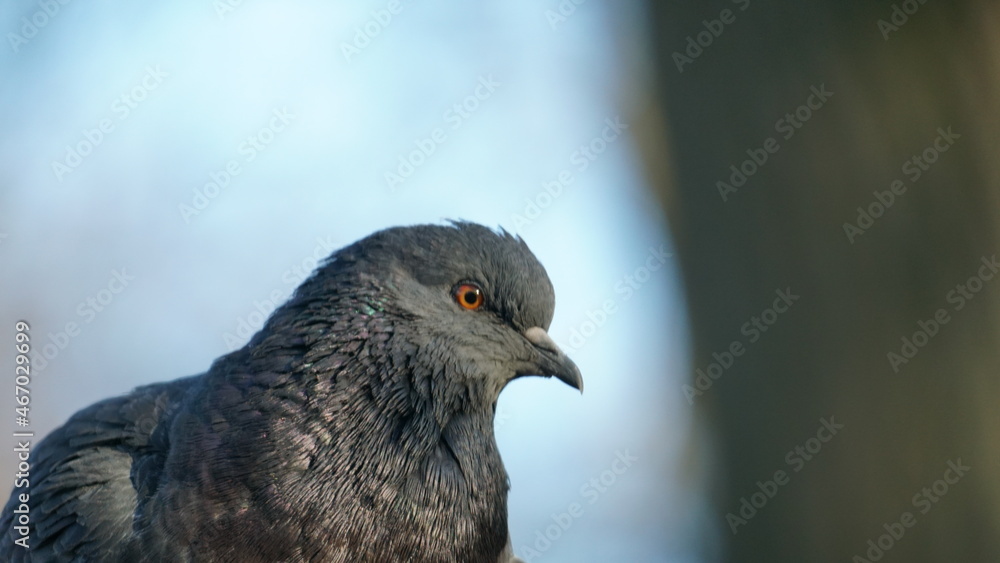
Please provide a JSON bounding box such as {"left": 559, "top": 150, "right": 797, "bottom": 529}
{"left": 454, "top": 283, "right": 484, "bottom": 310}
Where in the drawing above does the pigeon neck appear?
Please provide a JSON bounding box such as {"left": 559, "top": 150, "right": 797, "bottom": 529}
{"left": 217, "top": 288, "right": 514, "bottom": 559}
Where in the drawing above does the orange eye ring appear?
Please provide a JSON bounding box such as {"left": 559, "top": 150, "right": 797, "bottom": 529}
{"left": 454, "top": 283, "right": 485, "bottom": 310}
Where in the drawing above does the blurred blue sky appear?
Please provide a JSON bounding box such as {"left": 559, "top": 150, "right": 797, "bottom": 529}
{"left": 0, "top": 1, "right": 697, "bottom": 561}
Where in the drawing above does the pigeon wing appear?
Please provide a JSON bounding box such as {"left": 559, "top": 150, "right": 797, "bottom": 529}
{"left": 0, "top": 377, "right": 194, "bottom": 562}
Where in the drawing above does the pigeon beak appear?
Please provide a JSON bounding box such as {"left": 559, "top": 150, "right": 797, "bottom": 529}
{"left": 522, "top": 327, "right": 584, "bottom": 392}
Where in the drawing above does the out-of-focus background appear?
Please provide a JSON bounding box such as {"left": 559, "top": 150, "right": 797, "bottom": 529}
{"left": 7, "top": 1, "right": 1000, "bottom": 562}
{"left": 0, "top": 2, "right": 695, "bottom": 562}
{"left": 640, "top": 1, "right": 1000, "bottom": 562}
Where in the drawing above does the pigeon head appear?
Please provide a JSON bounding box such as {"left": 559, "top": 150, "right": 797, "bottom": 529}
{"left": 324, "top": 221, "right": 583, "bottom": 403}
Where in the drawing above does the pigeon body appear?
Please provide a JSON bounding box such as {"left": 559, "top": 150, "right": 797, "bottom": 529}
{"left": 0, "top": 222, "right": 581, "bottom": 562}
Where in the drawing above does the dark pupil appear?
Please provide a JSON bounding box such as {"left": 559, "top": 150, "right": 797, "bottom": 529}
{"left": 464, "top": 290, "right": 478, "bottom": 304}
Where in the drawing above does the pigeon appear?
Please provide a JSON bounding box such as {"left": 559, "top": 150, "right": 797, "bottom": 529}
{"left": 0, "top": 222, "right": 582, "bottom": 562}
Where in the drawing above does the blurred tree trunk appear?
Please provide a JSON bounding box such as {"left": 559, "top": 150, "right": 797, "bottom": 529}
{"left": 639, "top": 1, "right": 1000, "bottom": 561}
